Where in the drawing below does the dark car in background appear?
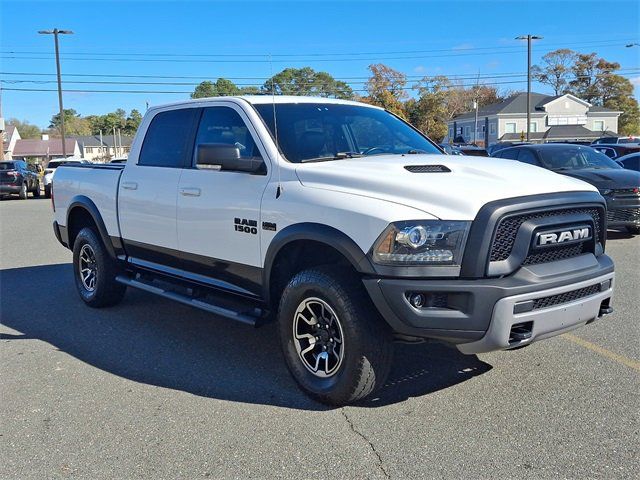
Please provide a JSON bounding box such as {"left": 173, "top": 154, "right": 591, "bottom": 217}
{"left": 0, "top": 160, "right": 41, "bottom": 200}
{"left": 492, "top": 144, "right": 640, "bottom": 234}
{"left": 615, "top": 152, "right": 640, "bottom": 172}
{"left": 487, "top": 141, "right": 531, "bottom": 156}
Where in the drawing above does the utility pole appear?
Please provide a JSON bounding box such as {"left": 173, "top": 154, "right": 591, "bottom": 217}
{"left": 516, "top": 34, "right": 542, "bottom": 142}
{"left": 38, "top": 29, "right": 73, "bottom": 158}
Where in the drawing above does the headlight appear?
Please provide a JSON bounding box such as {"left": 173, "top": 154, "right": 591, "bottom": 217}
{"left": 372, "top": 220, "right": 471, "bottom": 265}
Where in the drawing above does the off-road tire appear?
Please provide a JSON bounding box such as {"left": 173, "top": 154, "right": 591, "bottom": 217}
{"left": 72, "top": 227, "right": 126, "bottom": 308}
{"left": 278, "top": 266, "right": 392, "bottom": 406}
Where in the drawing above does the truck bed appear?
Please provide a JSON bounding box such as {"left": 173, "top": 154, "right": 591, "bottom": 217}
{"left": 52, "top": 163, "right": 126, "bottom": 240}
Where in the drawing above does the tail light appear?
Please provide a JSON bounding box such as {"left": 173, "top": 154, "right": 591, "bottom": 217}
{"left": 6, "top": 170, "right": 19, "bottom": 180}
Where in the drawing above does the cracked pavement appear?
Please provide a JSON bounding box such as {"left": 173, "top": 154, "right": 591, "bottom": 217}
{"left": 1, "top": 199, "right": 639, "bottom": 479}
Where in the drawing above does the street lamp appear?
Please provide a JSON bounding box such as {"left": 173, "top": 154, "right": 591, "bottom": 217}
{"left": 516, "top": 34, "right": 543, "bottom": 142}
{"left": 38, "top": 29, "right": 73, "bottom": 158}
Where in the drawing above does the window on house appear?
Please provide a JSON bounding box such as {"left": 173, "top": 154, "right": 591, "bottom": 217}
{"left": 449, "top": 128, "right": 453, "bottom": 138}
{"left": 529, "top": 122, "right": 537, "bottom": 133}
{"left": 490, "top": 123, "right": 496, "bottom": 135}
{"left": 86, "top": 147, "right": 93, "bottom": 153}
{"left": 594, "top": 120, "right": 605, "bottom": 132}
{"left": 505, "top": 123, "right": 517, "bottom": 134}
{"left": 464, "top": 126, "right": 470, "bottom": 137}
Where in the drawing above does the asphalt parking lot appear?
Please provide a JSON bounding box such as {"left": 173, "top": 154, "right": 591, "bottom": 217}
{"left": 1, "top": 198, "right": 638, "bottom": 479}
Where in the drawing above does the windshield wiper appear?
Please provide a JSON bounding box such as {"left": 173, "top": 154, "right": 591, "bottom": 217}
{"left": 406, "top": 149, "right": 428, "bottom": 154}
{"left": 300, "top": 152, "right": 363, "bottom": 163}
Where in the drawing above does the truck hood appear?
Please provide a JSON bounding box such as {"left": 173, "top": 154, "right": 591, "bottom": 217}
{"left": 295, "top": 154, "right": 597, "bottom": 220}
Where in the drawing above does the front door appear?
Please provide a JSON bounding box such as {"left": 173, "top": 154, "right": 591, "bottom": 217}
{"left": 176, "top": 104, "right": 271, "bottom": 296}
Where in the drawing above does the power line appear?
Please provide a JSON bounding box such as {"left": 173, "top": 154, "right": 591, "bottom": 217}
{"left": 2, "top": 68, "right": 638, "bottom": 83}
{"left": 1, "top": 38, "right": 636, "bottom": 58}
{"left": 3, "top": 70, "right": 639, "bottom": 88}
{"left": 2, "top": 41, "right": 639, "bottom": 64}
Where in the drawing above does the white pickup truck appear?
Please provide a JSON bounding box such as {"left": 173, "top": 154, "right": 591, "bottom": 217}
{"left": 52, "top": 96, "right": 615, "bottom": 405}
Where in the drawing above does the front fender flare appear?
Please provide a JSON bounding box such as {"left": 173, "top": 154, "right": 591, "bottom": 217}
{"left": 262, "top": 222, "right": 376, "bottom": 302}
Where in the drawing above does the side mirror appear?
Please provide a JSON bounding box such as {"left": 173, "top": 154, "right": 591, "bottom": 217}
{"left": 197, "top": 143, "right": 264, "bottom": 174}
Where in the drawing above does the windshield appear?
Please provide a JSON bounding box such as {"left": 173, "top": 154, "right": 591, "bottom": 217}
{"left": 0, "top": 162, "right": 16, "bottom": 170}
{"left": 47, "top": 161, "right": 71, "bottom": 169}
{"left": 254, "top": 103, "right": 441, "bottom": 163}
{"left": 538, "top": 146, "right": 622, "bottom": 171}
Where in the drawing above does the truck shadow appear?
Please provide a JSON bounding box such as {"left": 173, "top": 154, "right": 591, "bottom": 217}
{"left": 0, "top": 263, "right": 492, "bottom": 411}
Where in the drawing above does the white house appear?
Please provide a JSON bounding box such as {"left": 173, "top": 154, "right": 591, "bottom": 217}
{"left": 445, "top": 92, "right": 621, "bottom": 146}
{"left": 2, "top": 124, "right": 21, "bottom": 160}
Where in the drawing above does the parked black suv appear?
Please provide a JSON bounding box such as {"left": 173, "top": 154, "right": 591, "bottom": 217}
{"left": 492, "top": 144, "right": 640, "bottom": 234}
{"left": 0, "top": 160, "right": 41, "bottom": 200}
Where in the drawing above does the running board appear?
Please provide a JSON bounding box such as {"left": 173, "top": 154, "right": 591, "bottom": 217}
{"left": 115, "top": 275, "right": 262, "bottom": 326}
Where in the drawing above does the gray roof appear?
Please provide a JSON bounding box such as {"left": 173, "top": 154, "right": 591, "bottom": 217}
{"left": 72, "top": 135, "right": 133, "bottom": 148}
{"left": 13, "top": 138, "right": 77, "bottom": 156}
{"left": 453, "top": 92, "right": 617, "bottom": 120}
{"left": 500, "top": 125, "right": 616, "bottom": 142}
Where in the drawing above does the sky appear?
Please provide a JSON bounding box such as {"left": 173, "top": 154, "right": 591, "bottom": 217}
{"left": 1, "top": 0, "right": 639, "bottom": 129}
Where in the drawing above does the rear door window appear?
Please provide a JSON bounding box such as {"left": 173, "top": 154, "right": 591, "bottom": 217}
{"left": 138, "top": 108, "right": 199, "bottom": 168}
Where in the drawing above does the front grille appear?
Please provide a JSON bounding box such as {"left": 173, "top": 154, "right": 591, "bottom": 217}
{"left": 531, "top": 284, "right": 600, "bottom": 310}
{"left": 612, "top": 188, "right": 640, "bottom": 196}
{"left": 490, "top": 207, "right": 602, "bottom": 262}
{"left": 522, "top": 243, "right": 584, "bottom": 266}
{"left": 607, "top": 207, "right": 640, "bottom": 223}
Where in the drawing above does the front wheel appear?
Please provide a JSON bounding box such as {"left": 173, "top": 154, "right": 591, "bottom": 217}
{"left": 278, "top": 266, "right": 392, "bottom": 405}
{"left": 32, "top": 181, "right": 41, "bottom": 198}
{"left": 72, "top": 227, "right": 126, "bottom": 307}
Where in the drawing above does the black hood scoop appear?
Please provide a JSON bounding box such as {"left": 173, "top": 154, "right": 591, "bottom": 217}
{"left": 404, "top": 165, "right": 451, "bottom": 173}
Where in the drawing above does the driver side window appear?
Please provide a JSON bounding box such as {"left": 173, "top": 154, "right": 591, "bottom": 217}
{"left": 194, "top": 107, "right": 261, "bottom": 166}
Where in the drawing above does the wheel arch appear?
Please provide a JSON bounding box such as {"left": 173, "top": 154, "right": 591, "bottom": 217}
{"left": 66, "top": 195, "right": 116, "bottom": 258}
{"left": 262, "top": 223, "right": 375, "bottom": 305}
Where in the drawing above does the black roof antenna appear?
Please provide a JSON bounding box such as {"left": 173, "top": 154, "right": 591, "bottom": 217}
{"left": 270, "top": 54, "right": 282, "bottom": 199}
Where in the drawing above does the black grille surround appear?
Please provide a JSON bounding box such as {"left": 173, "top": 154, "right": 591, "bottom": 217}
{"left": 459, "top": 192, "right": 608, "bottom": 279}
{"left": 490, "top": 207, "right": 603, "bottom": 263}
{"left": 531, "top": 284, "right": 601, "bottom": 310}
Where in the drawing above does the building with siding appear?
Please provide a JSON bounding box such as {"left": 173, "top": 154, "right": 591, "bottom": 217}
{"left": 445, "top": 92, "right": 620, "bottom": 146}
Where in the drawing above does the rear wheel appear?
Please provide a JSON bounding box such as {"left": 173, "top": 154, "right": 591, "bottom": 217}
{"left": 44, "top": 184, "right": 51, "bottom": 198}
{"left": 627, "top": 226, "right": 640, "bottom": 235}
{"left": 278, "top": 266, "right": 392, "bottom": 406}
{"left": 72, "top": 227, "right": 126, "bottom": 307}
{"left": 18, "top": 183, "right": 28, "bottom": 200}
{"left": 32, "top": 181, "right": 41, "bottom": 198}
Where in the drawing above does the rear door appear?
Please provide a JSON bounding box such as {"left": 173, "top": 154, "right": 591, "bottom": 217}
{"left": 176, "top": 104, "right": 270, "bottom": 295}
{"left": 118, "top": 107, "right": 199, "bottom": 263}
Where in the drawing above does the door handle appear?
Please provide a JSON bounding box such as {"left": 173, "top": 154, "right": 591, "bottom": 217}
{"left": 180, "top": 187, "right": 201, "bottom": 197}
{"left": 121, "top": 181, "right": 138, "bottom": 190}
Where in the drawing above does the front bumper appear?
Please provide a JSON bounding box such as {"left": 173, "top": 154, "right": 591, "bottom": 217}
{"left": 363, "top": 253, "right": 614, "bottom": 353}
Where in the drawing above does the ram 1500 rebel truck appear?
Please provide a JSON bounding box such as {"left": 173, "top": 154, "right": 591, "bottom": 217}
{"left": 52, "top": 96, "right": 615, "bottom": 405}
